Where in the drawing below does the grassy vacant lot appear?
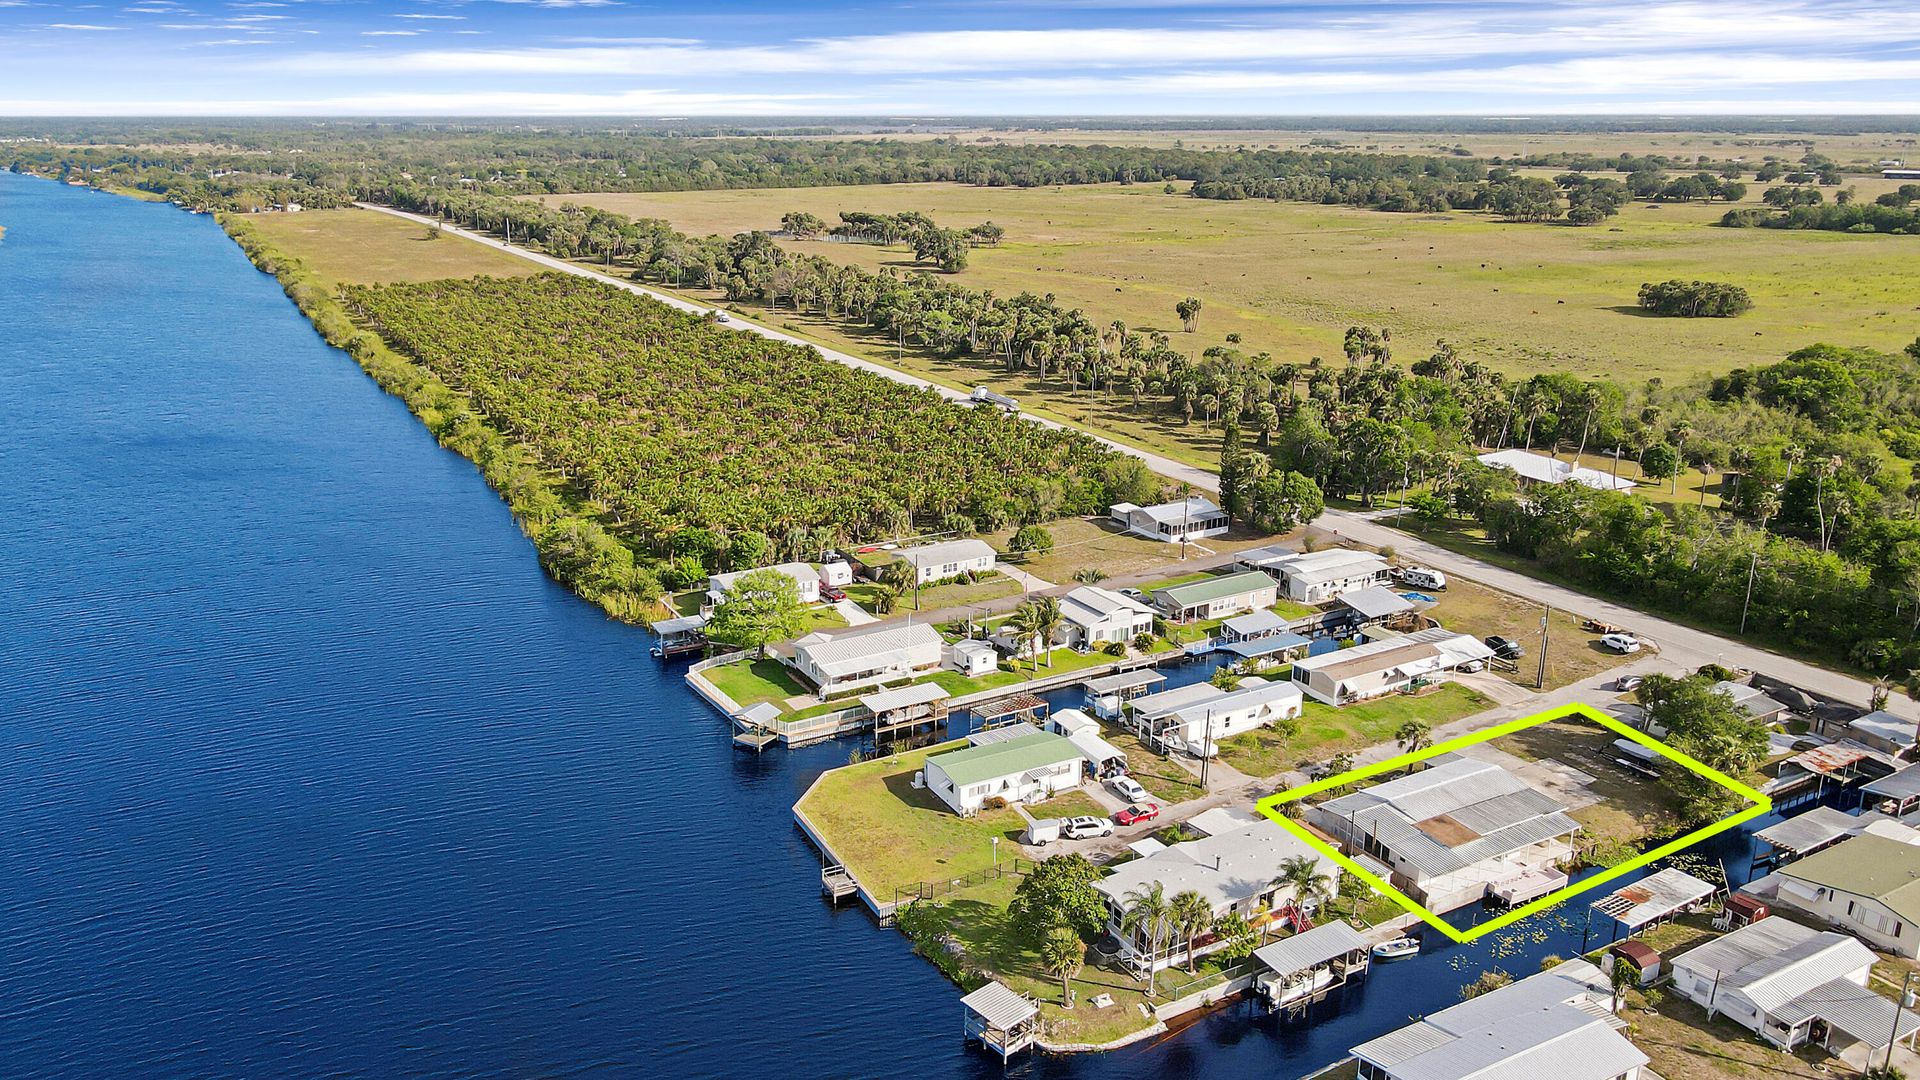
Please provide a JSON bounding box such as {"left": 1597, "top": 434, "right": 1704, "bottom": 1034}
{"left": 1491, "top": 713, "right": 1687, "bottom": 847}
{"left": 796, "top": 740, "right": 1029, "bottom": 896}
{"left": 541, "top": 178, "right": 1919, "bottom": 389}
{"left": 239, "top": 207, "right": 539, "bottom": 289}
{"left": 1424, "top": 576, "right": 1636, "bottom": 690}
{"left": 1215, "top": 682, "right": 1494, "bottom": 778}
{"left": 987, "top": 516, "right": 1284, "bottom": 586}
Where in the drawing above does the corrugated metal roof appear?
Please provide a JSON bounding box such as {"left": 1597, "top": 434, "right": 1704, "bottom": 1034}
{"left": 1314, "top": 756, "right": 1576, "bottom": 878}
{"left": 898, "top": 538, "right": 997, "bottom": 569}
{"left": 1131, "top": 681, "right": 1227, "bottom": 720}
{"left": 1852, "top": 710, "right": 1918, "bottom": 748}
{"left": 1755, "top": 806, "right": 1878, "bottom": 854}
{"left": 1093, "top": 818, "right": 1334, "bottom": 913}
{"left": 859, "top": 681, "right": 950, "bottom": 713}
{"left": 1220, "top": 633, "right": 1313, "bottom": 659}
{"left": 1222, "top": 608, "right": 1291, "bottom": 636}
{"left": 794, "top": 621, "right": 944, "bottom": 675}
{"left": 960, "top": 981, "right": 1038, "bottom": 1029}
{"left": 1770, "top": 977, "right": 1920, "bottom": 1046}
{"left": 1340, "top": 586, "right": 1416, "bottom": 620}
{"left": 1084, "top": 669, "right": 1165, "bottom": 695}
{"left": 1674, "top": 919, "right": 1875, "bottom": 1015}
{"left": 1253, "top": 921, "right": 1370, "bottom": 975}
{"left": 1590, "top": 867, "right": 1716, "bottom": 926}
{"left": 1865, "top": 763, "right": 1920, "bottom": 801}
{"left": 928, "top": 730, "right": 1080, "bottom": 788}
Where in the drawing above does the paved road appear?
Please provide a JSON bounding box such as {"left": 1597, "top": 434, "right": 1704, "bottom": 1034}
{"left": 355, "top": 203, "right": 1895, "bottom": 716}
{"left": 354, "top": 203, "right": 1219, "bottom": 490}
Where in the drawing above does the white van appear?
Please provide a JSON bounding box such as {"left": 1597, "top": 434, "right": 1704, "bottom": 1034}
{"left": 1402, "top": 567, "right": 1447, "bottom": 590}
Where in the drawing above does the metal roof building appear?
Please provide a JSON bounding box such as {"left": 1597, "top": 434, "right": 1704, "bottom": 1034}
{"left": 1338, "top": 586, "right": 1416, "bottom": 622}
{"left": 1253, "top": 921, "right": 1371, "bottom": 976}
{"left": 1590, "top": 867, "right": 1717, "bottom": 930}
{"left": 1310, "top": 754, "right": 1577, "bottom": 879}
{"left": 1350, "top": 960, "right": 1645, "bottom": 1080}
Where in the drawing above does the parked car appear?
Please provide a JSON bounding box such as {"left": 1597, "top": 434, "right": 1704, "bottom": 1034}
{"left": 1062, "top": 816, "right": 1115, "bottom": 840}
{"left": 1114, "top": 802, "right": 1161, "bottom": 826}
{"left": 1601, "top": 632, "right": 1643, "bottom": 654}
{"left": 1485, "top": 635, "right": 1526, "bottom": 660}
{"left": 1402, "top": 567, "right": 1447, "bottom": 590}
{"left": 1107, "top": 775, "right": 1151, "bottom": 803}
{"left": 1457, "top": 659, "right": 1486, "bottom": 674}
{"left": 1616, "top": 674, "right": 1644, "bottom": 692}
{"left": 819, "top": 585, "right": 847, "bottom": 603}
{"left": 1118, "top": 587, "right": 1145, "bottom": 599}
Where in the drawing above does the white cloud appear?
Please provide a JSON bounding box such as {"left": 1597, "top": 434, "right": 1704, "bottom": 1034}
{"left": 44, "top": 22, "right": 123, "bottom": 29}
{"left": 361, "top": 29, "right": 421, "bottom": 36}
{"left": 0, "top": 87, "right": 863, "bottom": 115}
{"left": 394, "top": 12, "right": 466, "bottom": 19}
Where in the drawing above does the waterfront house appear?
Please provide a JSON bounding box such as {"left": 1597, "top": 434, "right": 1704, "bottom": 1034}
{"left": 1046, "top": 708, "right": 1129, "bottom": 780}
{"left": 1308, "top": 753, "right": 1578, "bottom": 913}
{"left": 897, "top": 538, "right": 998, "bottom": 584}
{"left": 1151, "top": 570, "right": 1278, "bottom": 622}
{"left": 706, "top": 561, "right": 821, "bottom": 610}
{"left": 1157, "top": 676, "right": 1304, "bottom": 753}
{"left": 1350, "top": 959, "right": 1646, "bottom": 1080}
{"left": 1108, "top": 496, "right": 1230, "bottom": 544}
{"left": 1289, "top": 627, "right": 1493, "bottom": 706}
{"left": 1837, "top": 709, "right": 1918, "bottom": 758}
{"left": 922, "top": 729, "right": 1084, "bottom": 815}
{"left": 791, "top": 621, "right": 944, "bottom": 696}
{"left": 1762, "top": 833, "right": 1920, "bottom": 957}
{"left": 1669, "top": 917, "right": 1913, "bottom": 1054}
{"left": 1249, "top": 547, "right": 1391, "bottom": 604}
{"left": 1476, "top": 448, "right": 1636, "bottom": 492}
{"left": 1092, "top": 817, "right": 1337, "bottom": 974}
{"left": 1058, "top": 585, "right": 1157, "bottom": 649}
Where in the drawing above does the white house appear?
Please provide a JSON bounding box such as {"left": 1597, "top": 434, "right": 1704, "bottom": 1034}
{"left": 1669, "top": 917, "right": 1900, "bottom": 1053}
{"left": 1764, "top": 833, "right": 1920, "bottom": 958}
{"left": 1477, "top": 448, "right": 1636, "bottom": 492}
{"left": 1109, "top": 497, "right": 1230, "bottom": 543}
{"left": 1351, "top": 960, "right": 1646, "bottom": 1080}
{"left": 897, "top": 538, "right": 998, "bottom": 584}
{"left": 1308, "top": 753, "right": 1579, "bottom": 913}
{"left": 1158, "top": 676, "right": 1304, "bottom": 752}
{"left": 706, "top": 561, "right": 821, "bottom": 609}
{"left": 1290, "top": 627, "right": 1493, "bottom": 706}
{"left": 1092, "top": 817, "right": 1338, "bottom": 973}
{"left": 1046, "top": 708, "right": 1128, "bottom": 779}
{"left": 923, "top": 730, "right": 1084, "bottom": 815}
{"left": 1058, "top": 586, "right": 1157, "bottom": 648}
{"left": 1151, "top": 570, "right": 1278, "bottom": 622}
{"left": 1254, "top": 548, "right": 1393, "bottom": 604}
{"left": 791, "top": 621, "right": 945, "bottom": 696}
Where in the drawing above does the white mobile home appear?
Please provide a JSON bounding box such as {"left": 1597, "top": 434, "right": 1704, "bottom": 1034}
{"left": 897, "top": 539, "right": 998, "bottom": 584}
{"left": 1258, "top": 548, "right": 1392, "bottom": 604}
{"left": 1290, "top": 627, "right": 1492, "bottom": 706}
{"left": 1308, "top": 753, "right": 1578, "bottom": 913}
{"left": 923, "top": 730, "right": 1084, "bottom": 815}
{"left": 1109, "top": 497, "right": 1230, "bottom": 544}
{"left": 1160, "top": 676, "right": 1303, "bottom": 751}
{"left": 791, "top": 621, "right": 945, "bottom": 697}
{"left": 1477, "top": 448, "right": 1636, "bottom": 492}
{"left": 1670, "top": 917, "right": 1904, "bottom": 1053}
{"left": 706, "top": 562, "right": 821, "bottom": 609}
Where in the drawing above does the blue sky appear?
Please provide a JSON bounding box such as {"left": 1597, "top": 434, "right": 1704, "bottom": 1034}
{"left": 2, "top": 0, "right": 1918, "bottom": 115}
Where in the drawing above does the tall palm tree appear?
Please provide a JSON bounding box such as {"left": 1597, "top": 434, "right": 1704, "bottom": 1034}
{"left": 1274, "top": 855, "right": 1331, "bottom": 918}
{"left": 1396, "top": 719, "right": 1433, "bottom": 756}
{"left": 1040, "top": 927, "right": 1084, "bottom": 1006}
{"left": 1169, "top": 890, "right": 1214, "bottom": 974}
{"left": 1009, "top": 595, "right": 1064, "bottom": 669}
{"left": 1121, "top": 882, "right": 1174, "bottom": 994}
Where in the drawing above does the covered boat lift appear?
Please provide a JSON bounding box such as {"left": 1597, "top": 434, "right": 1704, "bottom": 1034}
{"left": 859, "top": 682, "right": 950, "bottom": 749}
{"left": 650, "top": 612, "right": 708, "bottom": 658}
{"left": 960, "top": 981, "right": 1039, "bottom": 1062}
{"left": 972, "top": 692, "right": 1050, "bottom": 731}
{"left": 1863, "top": 763, "right": 1920, "bottom": 818}
{"left": 1752, "top": 806, "right": 1891, "bottom": 871}
{"left": 1252, "top": 921, "right": 1372, "bottom": 1015}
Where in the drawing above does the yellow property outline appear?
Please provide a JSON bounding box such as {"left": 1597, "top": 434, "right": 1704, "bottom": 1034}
{"left": 1255, "top": 702, "right": 1772, "bottom": 943}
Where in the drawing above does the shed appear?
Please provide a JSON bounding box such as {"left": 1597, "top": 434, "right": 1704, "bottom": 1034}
{"left": 959, "top": 982, "right": 1039, "bottom": 1061}
{"left": 947, "top": 638, "right": 998, "bottom": 677}
{"left": 1608, "top": 940, "right": 1663, "bottom": 984}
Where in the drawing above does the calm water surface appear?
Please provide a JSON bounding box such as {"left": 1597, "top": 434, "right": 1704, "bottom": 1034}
{"left": 0, "top": 173, "right": 1798, "bottom": 1079}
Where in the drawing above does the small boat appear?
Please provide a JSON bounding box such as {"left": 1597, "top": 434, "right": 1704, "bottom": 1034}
{"left": 1265, "top": 966, "right": 1335, "bottom": 1007}
{"left": 1372, "top": 936, "right": 1420, "bottom": 960}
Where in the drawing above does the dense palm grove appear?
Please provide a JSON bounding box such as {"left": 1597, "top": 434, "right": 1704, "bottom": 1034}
{"left": 341, "top": 272, "right": 1153, "bottom": 571}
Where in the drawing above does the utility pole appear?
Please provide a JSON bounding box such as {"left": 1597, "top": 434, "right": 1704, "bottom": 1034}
{"left": 1739, "top": 552, "right": 1760, "bottom": 635}
{"left": 1536, "top": 605, "right": 1550, "bottom": 690}
{"left": 1887, "top": 969, "right": 1914, "bottom": 1071}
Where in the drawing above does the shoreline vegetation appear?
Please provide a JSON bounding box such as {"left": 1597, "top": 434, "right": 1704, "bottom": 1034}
{"left": 221, "top": 215, "right": 661, "bottom": 620}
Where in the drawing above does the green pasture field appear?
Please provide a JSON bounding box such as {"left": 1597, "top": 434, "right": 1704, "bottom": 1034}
{"left": 239, "top": 208, "right": 541, "bottom": 290}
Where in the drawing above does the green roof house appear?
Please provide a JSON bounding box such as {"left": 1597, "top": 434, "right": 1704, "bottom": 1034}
{"left": 1771, "top": 832, "right": 1920, "bottom": 958}
{"left": 1151, "top": 570, "right": 1279, "bottom": 622}
{"left": 924, "top": 730, "right": 1084, "bottom": 816}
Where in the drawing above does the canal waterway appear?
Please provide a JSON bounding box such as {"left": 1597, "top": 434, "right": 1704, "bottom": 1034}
{"left": 0, "top": 172, "right": 1814, "bottom": 1079}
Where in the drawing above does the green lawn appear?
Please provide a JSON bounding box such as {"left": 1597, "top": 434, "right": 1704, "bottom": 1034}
{"left": 797, "top": 740, "right": 1030, "bottom": 897}
{"left": 702, "top": 657, "right": 811, "bottom": 709}
{"left": 927, "top": 874, "right": 1242, "bottom": 1047}
{"left": 1215, "top": 683, "right": 1495, "bottom": 778}
{"left": 1104, "top": 726, "right": 1207, "bottom": 804}
{"left": 1030, "top": 789, "right": 1108, "bottom": 821}
{"left": 908, "top": 572, "right": 1024, "bottom": 611}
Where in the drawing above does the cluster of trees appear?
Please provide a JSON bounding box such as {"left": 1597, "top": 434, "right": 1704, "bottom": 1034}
{"left": 1724, "top": 199, "right": 1920, "bottom": 234}
{"left": 1633, "top": 673, "right": 1771, "bottom": 823}
{"left": 781, "top": 210, "right": 1002, "bottom": 272}
{"left": 340, "top": 273, "right": 1155, "bottom": 590}
{"left": 1636, "top": 280, "right": 1754, "bottom": 318}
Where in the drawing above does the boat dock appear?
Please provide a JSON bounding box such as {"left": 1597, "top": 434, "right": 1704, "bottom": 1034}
{"left": 821, "top": 862, "right": 859, "bottom": 904}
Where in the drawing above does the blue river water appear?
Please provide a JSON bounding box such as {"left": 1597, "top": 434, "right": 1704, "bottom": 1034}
{"left": 0, "top": 171, "right": 1808, "bottom": 1079}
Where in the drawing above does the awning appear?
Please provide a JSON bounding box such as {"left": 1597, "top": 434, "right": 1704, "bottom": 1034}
{"left": 651, "top": 613, "right": 706, "bottom": 634}
{"left": 1772, "top": 978, "right": 1920, "bottom": 1048}
{"left": 960, "top": 981, "right": 1039, "bottom": 1029}
{"left": 1221, "top": 632, "right": 1313, "bottom": 659}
